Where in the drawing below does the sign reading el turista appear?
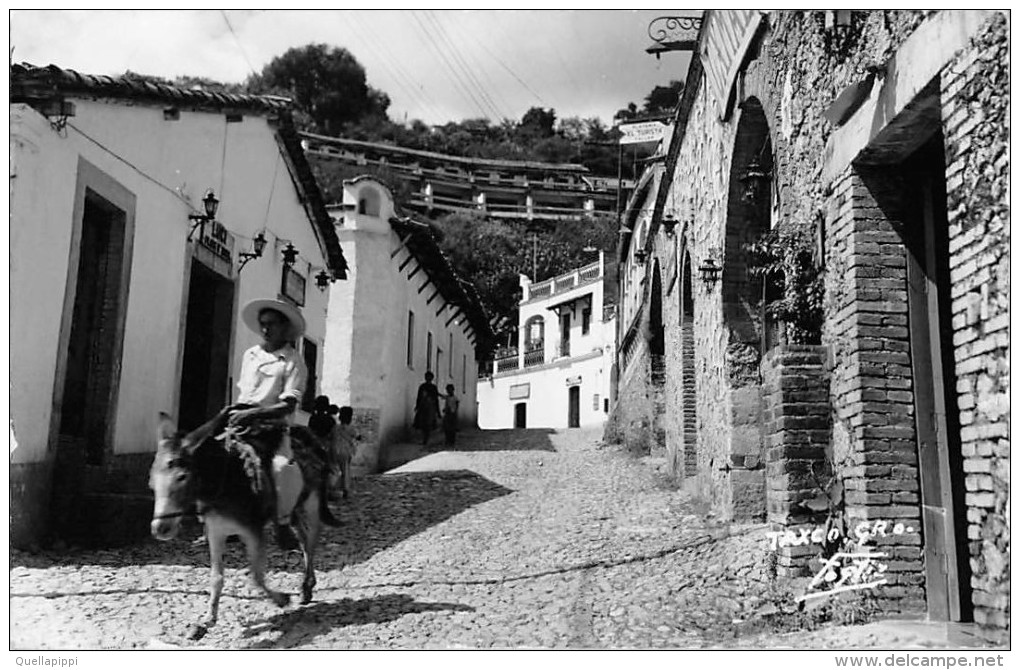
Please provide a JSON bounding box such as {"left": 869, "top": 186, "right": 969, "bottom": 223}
{"left": 618, "top": 121, "right": 666, "bottom": 145}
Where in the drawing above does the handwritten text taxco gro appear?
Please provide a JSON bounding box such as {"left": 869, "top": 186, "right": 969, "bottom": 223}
{"left": 766, "top": 519, "right": 916, "bottom": 551}
{"left": 766, "top": 520, "right": 916, "bottom": 602}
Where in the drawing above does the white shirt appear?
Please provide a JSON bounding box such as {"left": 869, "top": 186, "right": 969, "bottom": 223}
{"left": 236, "top": 344, "right": 307, "bottom": 412}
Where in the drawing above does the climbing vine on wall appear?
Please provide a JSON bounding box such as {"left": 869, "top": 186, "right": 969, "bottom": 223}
{"left": 744, "top": 225, "right": 823, "bottom": 345}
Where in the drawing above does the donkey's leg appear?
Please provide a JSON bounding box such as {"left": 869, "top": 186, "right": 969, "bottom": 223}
{"left": 240, "top": 524, "right": 290, "bottom": 608}
{"left": 297, "top": 493, "right": 321, "bottom": 605}
{"left": 189, "top": 520, "right": 227, "bottom": 640}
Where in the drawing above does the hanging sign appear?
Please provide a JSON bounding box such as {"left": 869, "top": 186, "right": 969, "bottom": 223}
{"left": 199, "top": 221, "right": 234, "bottom": 263}
{"left": 618, "top": 121, "right": 666, "bottom": 145}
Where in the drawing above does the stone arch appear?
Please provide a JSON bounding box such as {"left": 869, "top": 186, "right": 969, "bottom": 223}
{"left": 717, "top": 97, "right": 775, "bottom": 520}
{"left": 647, "top": 259, "right": 665, "bottom": 369}
{"left": 723, "top": 97, "right": 774, "bottom": 358}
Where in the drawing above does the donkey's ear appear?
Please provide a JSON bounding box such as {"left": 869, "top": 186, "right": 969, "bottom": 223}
{"left": 158, "top": 413, "right": 177, "bottom": 441}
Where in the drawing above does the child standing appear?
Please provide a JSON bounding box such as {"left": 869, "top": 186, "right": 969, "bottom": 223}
{"left": 333, "top": 406, "right": 357, "bottom": 498}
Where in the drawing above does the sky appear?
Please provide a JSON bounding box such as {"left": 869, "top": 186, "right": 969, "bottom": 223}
{"left": 9, "top": 8, "right": 696, "bottom": 127}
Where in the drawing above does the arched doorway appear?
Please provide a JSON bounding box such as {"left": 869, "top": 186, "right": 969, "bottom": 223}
{"left": 647, "top": 260, "right": 666, "bottom": 455}
{"left": 718, "top": 97, "right": 774, "bottom": 520}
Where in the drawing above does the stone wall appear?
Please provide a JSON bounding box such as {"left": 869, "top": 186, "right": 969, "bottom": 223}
{"left": 625, "top": 9, "right": 1007, "bottom": 634}
{"left": 940, "top": 13, "right": 1010, "bottom": 641}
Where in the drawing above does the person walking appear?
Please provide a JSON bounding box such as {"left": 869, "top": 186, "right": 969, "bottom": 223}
{"left": 413, "top": 371, "right": 441, "bottom": 446}
{"left": 441, "top": 384, "right": 460, "bottom": 447}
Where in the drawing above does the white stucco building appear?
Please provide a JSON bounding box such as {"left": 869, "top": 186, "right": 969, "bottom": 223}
{"left": 477, "top": 255, "right": 616, "bottom": 429}
{"left": 322, "top": 177, "right": 492, "bottom": 473}
{"left": 9, "top": 64, "right": 347, "bottom": 548}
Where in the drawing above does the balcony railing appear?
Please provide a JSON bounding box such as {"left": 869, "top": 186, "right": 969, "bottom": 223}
{"left": 495, "top": 355, "right": 520, "bottom": 373}
{"left": 523, "top": 349, "right": 545, "bottom": 368}
{"left": 524, "top": 259, "right": 602, "bottom": 302}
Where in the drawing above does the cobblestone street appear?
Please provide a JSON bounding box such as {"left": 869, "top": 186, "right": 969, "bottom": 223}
{"left": 9, "top": 428, "right": 988, "bottom": 650}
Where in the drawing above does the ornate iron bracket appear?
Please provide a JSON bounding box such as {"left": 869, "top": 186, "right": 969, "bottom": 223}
{"left": 646, "top": 16, "right": 703, "bottom": 56}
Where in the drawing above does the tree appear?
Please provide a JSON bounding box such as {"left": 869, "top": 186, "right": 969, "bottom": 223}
{"left": 246, "top": 43, "right": 391, "bottom": 136}
{"left": 519, "top": 107, "right": 557, "bottom": 139}
{"left": 643, "top": 80, "right": 684, "bottom": 114}
{"left": 434, "top": 212, "right": 618, "bottom": 324}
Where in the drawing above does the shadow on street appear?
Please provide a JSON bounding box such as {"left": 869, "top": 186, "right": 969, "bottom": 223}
{"left": 10, "top": 468, "right": 514, "bottom": 574}
{"left": 239, "top": 593, "right": 475, "bottom": 649}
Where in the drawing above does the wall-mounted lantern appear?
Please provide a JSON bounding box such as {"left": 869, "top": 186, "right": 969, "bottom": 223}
{"left": 315, "top": 270, "right": 332, "bottom": 290}
{"left": 281, "top": 243, "right": 299, "bottom": 267}
{"left": 187, "top": 189, "right": 220, "bottom": 241}
{"left": 739, "top": 159, "right": 771, "bottom": 202}
{"left": 698, "top": 257, "right": 722, "bottom": 285}
{"left": 824, "top": 10, "right": 853, "bottom": 38}
{"left": 237, "top": 232, "right": 267, "bottom": 272}
{"left": 661, "top": 214, "right": 679, "bottom": 237}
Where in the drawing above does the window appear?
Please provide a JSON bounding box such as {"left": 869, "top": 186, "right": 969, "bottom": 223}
{"left": 462, "top": 354, "right": 467, "bottom": 390}
{"left": 407, "top": 311, "right": 415, "bottom": 367}
{"left": 582, "top": 307, "right": 591, "bottom": 335}
{"left": 449, "top": 332, "right": 454, "bottom": 375}
{"left": 427, "top": 331, "right": 433, "bottom": 372}
{"left": 524, "top": 315, "right": 545, "bottom": 351}
{"left": 358, "top": 187, "right": 381, "bottom": 216}
{"left": 301, "top": 338, "right": 318, "bottom": 412}
{"left": 436, "top": 348, "right": 443, "bottom": 382}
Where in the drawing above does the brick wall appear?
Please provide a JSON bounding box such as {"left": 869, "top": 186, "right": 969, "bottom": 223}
{"left": 762, "top": 345, "right": 830, "bottom": 575}
{"left": 824, "top": 168, "right": 926, "bottom": 614}
{"left": 940, "top": 13, "right": 1010, "bottom": 641}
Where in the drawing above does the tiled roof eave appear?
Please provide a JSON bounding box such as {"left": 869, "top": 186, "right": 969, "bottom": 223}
{"left": 10, "top": 63, "right": 290, "bottom": 115}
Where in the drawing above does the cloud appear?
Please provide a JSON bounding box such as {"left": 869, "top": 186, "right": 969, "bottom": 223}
{"left": 11, "top": 9, "right": 693, "bottom": 126}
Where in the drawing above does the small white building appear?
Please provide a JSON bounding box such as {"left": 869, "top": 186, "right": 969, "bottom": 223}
{"left": 477, "top": 255, "right": 616, "bottom": 429}
{"left": 322, "top": 177, "right": 492, "bottom": 472}
{"left": 9, "top": 64, "right": 347, "bottom": 548}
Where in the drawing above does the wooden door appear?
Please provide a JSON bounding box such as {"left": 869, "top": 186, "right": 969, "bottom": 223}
{"left": 905, "top": 135, "right": 971, "bottom": 622}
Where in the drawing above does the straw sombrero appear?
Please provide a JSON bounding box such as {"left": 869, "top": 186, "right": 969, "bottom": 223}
{"left": 241, "top": 299, "right": 306, "bottom": 341}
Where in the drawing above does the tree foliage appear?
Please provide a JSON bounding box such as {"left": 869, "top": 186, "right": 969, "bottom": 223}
{"left": 434, "top": 212, "right": 618, "bottom": 326}
{"left": 245, "top": 43, "right": 391, "bottom": 136}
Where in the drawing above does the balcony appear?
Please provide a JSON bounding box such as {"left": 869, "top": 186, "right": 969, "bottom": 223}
{"left": 524, "top": 258, "right": 602, "bottom": 303}
{"left": 523, "top": 348, "right": 545, "bottom": 368}
{"left": 495, "top": 354, "right": 520, "bottom": 373}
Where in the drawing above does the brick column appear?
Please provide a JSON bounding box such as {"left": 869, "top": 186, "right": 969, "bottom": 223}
{"left": 824, "top": 168, "right": 926, "bottom": 614}
{"left": 762, "top": 345, "right": 830, "bottom": 576}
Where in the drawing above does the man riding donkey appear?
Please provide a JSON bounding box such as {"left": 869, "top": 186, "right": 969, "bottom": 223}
{"left": 217, "top": 298, "right": 325, "bottom": 550}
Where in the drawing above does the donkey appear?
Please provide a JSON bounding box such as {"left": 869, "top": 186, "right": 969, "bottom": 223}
{"left": 149, "top": 412, "right": 339, "bottom": 640}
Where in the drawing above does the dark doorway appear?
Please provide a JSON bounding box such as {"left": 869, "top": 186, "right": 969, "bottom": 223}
{"left": 567, "top": 386, "right": 580, "bottom": 428}
{"left": 179, "top": 261, "right": 234, "bottom": 431}
{"left": 902, "top": 133, "right": 972, "bottom": 622}
{"left": 58, "top": 190, "right": 128, "bottom": 465}
{"left": 514, "top": 403, "right": 527, "bottom": 429}
{"left": 559, "top": 312, "right": 571, "bottom": 357}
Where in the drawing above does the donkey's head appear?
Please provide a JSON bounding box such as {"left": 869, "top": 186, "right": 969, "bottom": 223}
{"left": 149, "top": 413, "right": 201, "bottom": 541}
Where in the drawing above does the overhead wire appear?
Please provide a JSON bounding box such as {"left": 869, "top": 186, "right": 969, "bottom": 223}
{"left": 411, "top": 10, "right": 491, "bottom": 120}
{"left": 450, "top": 11, "right": 548, "bottom": 110}
{"left": 346, "top": 12, "right": 445, "bottom": 123}
{"left": 424, "top": 10, "right": 508, "bottom": 121}
{"left": 220, "top": 10, "right": 259, "bottom": 79}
